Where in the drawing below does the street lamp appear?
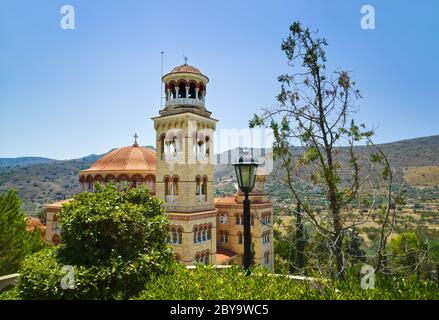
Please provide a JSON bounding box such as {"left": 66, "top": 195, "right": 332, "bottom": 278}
{"left": 233, "top": 149, "right": 259, "bottom": 274}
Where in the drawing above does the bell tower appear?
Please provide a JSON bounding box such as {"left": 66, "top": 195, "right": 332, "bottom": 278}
{"left": 152, "top": 62, "right": 217, "bottom": 265}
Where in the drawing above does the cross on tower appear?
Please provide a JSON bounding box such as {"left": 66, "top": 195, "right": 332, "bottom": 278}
{"left": 133, "top": 133, "right": 139, "bottom": 146}
{"left": 183, "top": 55, "right": 188, "bottom": 65}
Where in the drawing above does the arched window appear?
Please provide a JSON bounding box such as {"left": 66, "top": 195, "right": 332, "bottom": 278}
{"left": 207, "top": 225, "right": 212, "bottom": 240}
{"left": 170, "top": 83, "right": 177, "bottom": 99}
{"left": 197, "top": 139, "right": 204, "bottom": 154}
{"left": 146, "top": 175, "right": 155, "bottom": 193}
{"left": 194, "top": 226, "right": 198, "bottom": 243}
{"left": 264, "top": 251, "right": 270, "bottom": 264}
{"left": 196, "top": 176, "right": 201, "bottom": 198}
{"left": 86, "top": 175, "right": 94, "bottom": 191}
{"left": 165, "top": 177, "right": 172, "bottom": 202}
{"left": 197, "top": 228, "right": 202, "bottom": 243}
{"left": 104, "top": 175, "right": 116, "bottom": 184}
{"left": 171, "top": 136, "right": 177, "bottom": 153}
{"left": 205, "top": 136, "right": 210, "bottom": 157}
{"left": 219, "top": 212, "right": 228, "bottom": 224}
{"left": 203, "top": 251, "right": 210, "bottom": 265}
{"left": 237, "top": 232, "right": 243, "bottom": 244}
{"left": 219, "top": 231, "right": 229, "bottom": 243}
{"left": 160, "top": 134, "right": 166, "bottom": 160}
{"left": 172, "top": 176, "right": 179, "bottom": 196}
{"left": 202, "top": 177, "right": 208, "bottom": 201}
{"left": 202, "top": 226, "right": 207, "bottom": 241}
{"left": 235, "top": 214, "right": 243, "bottom": 225}
{"left": 188, "top": 82, "right": 196, "bottom": 99}
{"left": 263, "top": 231, "right": 270, "bottom": 244}
{"left": 178, "top": 227, "right": 183, "bottom": 244}
{"left": 171, "top": 227, "right": 178, "bottom": 244}
{"left": 170, "top": 226, "right": 183, "bottom": 244}
{"left": 178, "top": 82, "right": 186, "bottom": 98}
{"left": 129, "top": 174, "right": 142, "bottom": 188}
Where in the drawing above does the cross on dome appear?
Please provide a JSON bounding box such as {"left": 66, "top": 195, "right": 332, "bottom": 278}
{"left": 133, "top": 133, "right": 139, "bottom": 146}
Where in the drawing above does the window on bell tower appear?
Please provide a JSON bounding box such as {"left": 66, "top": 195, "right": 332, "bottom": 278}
{"left": 178, "top": 82, "right": 186, "bottom": 98}
{"left": 202, "top": 177, "right": 207, "bottom": 201}
{"left": 189, "top": 82, "right": 196, "bottom": 99}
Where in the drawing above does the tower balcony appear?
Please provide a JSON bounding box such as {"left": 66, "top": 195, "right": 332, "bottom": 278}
{"left": 165, "top": 97, "right": 204, "bottom": 108}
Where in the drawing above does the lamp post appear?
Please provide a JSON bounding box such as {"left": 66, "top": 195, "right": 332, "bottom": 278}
{"left": 233, "top": 149, "right": 259, "bottom": 274}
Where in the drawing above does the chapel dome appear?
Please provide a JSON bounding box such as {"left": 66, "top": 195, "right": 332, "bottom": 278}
{"left": 81, "top": 145, "right": 156, "bottom": 174}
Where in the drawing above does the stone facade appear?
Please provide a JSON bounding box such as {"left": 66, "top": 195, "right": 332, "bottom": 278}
{"left": 44, "top": 63, "right": 274, "bottom": 271}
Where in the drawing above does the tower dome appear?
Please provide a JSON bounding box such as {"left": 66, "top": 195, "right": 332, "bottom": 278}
{"left": 169, "top": 64, "right": 202, "bottom": 75}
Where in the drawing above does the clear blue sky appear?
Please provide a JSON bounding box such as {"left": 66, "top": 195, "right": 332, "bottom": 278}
{"left": 1, "top": 0, "right": 438, "bottom": 159}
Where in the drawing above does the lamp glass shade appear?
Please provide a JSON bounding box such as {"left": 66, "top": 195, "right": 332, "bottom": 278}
{"left": 233, "top": 150, "right": 259, "bottom": 192}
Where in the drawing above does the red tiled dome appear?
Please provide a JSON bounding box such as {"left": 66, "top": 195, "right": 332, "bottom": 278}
{"left": 170, "top": 64, "right": 202, "bottom": 75}
{"left": 81, "top": 146, "right": 156, "bottom": 173}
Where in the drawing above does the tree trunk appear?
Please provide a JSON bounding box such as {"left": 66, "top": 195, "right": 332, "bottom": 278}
{"left": 293, "top": 202, "right": 306, "bottom": 274}
{"left": 330, "top": 191, "right": 345, "bottom": 279}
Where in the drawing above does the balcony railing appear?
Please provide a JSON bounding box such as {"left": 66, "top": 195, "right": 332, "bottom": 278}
{"left": 166, "top": 98, "right": 204, "bottom": 107}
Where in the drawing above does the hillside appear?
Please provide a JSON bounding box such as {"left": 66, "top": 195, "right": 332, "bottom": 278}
{"left": 403, "top": 166, "right": 439, "bottom": 186}
{"left": 0, "top": 157, "right": 56, "bottom": 168}
{"left": 214, "top": 135, "right": 439, "bottom": 185}
{"left": 0, "top": 155, "right": 102, "bottom": 214}
{"left": 0, "top": 137, "right": 438, "bottom": 215}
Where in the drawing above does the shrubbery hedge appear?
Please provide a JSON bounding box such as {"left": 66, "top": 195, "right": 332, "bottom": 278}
{"left": 14, "top": 184, "right": 173, "bottom": 300}
{"left": 137, "top": 265, "right": 439, "bottom": 300}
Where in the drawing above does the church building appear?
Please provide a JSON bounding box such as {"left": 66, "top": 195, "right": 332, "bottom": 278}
{"left": 45, "top": 63, "right": 274, "bottom": 270}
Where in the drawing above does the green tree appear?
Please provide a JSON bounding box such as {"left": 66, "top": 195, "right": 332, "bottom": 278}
{"left": 250, "top": 21, "right": 394, "bottom": 279}
{"left": 344, "top": 227, "right": 366, "bottom": 266}
{"left": 0, "top": 190, "right": 44, "bottom": 276}
{"left": 389, "top": 232, "right": 425, "bottom": 274}
{"left": 17, "top": 183, "right": 173, "bottom": 299}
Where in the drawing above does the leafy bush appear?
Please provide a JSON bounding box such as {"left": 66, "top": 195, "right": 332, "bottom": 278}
{"left": 58, "top": 183, "right": 169, "bottom": 265}
{"left": 17, "top": 246, "right": 172, "bottom": 300}
{"left": 389, "top": 231, "right": 424, "bottom": 273}
{"left": 0, "top": 287, "right": 20, "bottom": 300}
{"left": 0, "top": 190, "right": 45, "bottom": 276}
{"left": 136, "top": 265, "right": 439, "bottom": 300}
{"left": 16, "top": 183, "right": 173, "bottom": 299}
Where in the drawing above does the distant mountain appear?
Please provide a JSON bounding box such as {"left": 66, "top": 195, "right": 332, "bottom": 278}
{"left": 0, "top": 157, "right": 57, "bottom": 168}
{"left": 0, "top": 146, "right": 156, "bottom": 214}
{"left": 0, "top": 153, "right": 109, "bottom": 214}
{"left": 0, "top": 137, "right": 437, "bottom": 215}
{"left": 215, "top": 135, "right": 439, "bottom": 185}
